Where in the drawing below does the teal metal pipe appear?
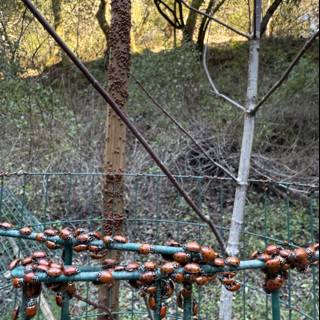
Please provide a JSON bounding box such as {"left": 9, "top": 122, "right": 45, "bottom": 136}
{"left": 61, "top": 245, "right": 73, "bottom": 320}
{"left": 183, "top": 287, "right": 193, "bottom": 320}
{"left": 271, "top": 290, "right": 281, "bottom": 320}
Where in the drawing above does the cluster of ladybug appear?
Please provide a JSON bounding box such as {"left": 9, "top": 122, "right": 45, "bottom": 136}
{"left": 251, "top": 243, "right": 319, "bottom": 294}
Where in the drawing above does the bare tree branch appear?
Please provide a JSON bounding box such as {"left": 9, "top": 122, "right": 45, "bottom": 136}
{"left": 178, "top": 0, "right": 251, "bottom": 39}
{"left": 203, "top": 45, "right": 247, "bottom": 112}
{"left": 252, "top": 30, "right": 319, "bottom": 114}
{"left": 131, "top": 73, "right": 239, "bottom": 183}
{"left": 260, "top": 0, "right": 283, "bottom": 36}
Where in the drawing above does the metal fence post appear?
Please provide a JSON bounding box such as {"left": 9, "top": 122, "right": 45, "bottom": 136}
{"left": 271, "top": 290, "right": 281, "bottom": 320}
{"left": 61, "top": 244, "right": 73, "bottom": 320}
{"left": 183, "top": 286, "right": 193, "bottom": 320}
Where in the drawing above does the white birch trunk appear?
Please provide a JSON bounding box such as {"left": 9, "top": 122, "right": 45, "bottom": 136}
{"left": 219, "top": 1, "right": 262, "bottom": 319}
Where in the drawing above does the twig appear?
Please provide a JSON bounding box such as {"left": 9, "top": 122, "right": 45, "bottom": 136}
{"left": 252, "top": 30, "right": 319, "bottom": 114}
{"left": 203, "top": 45, "right": 247, "bottom": 112}
{"left": 74, "top": 293, "right": 114, "bottom": 319}
{"left": 131, "top": 73, "right": 239, "bottom": 183}
{"left": 178, "top": 0, "right": 251, "bottom": 39}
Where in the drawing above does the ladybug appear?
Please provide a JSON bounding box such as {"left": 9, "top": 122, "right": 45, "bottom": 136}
{"left": 145, "top": 286, "right": 157, "bottom": 295}
{"left": 74, "top": 244, "right": 88, "bottom": 253}
{"left": 88, "top": 245, "right": 100, "bottom": 253}
{"left": 195, "top": 276, "right": 210, "bottom": 286}
{"left": 50, "top": 262, "right": 62, "bottom": 270}
{"left": 184, "top": 263, "right": 201, "bottom": 274}
{"left": 19, "top": 227, "right": 32, "bottom": 236}
{"left": 225, "top": 256, "right": 241, "bottom": 268}
{"left": 143, "top": 261, "right": 157, "bottom": 272}
{"left": 263, "top": 275, "right": 285, "bottom": 294}
{"left": 59, "top": 228, "right": 73, "bottom": 241}
{"left": 25, "top": 300, "right": 38, "bottom": 318}
{"left": 22, "top": 256, "right": 33, "bottom": 266}
{"left": 90, "top": 252, "right": 107, "bottom": 260}
{"left": 102, "top": 236, "right": 114, "bottom": 245}
{"left": 24, "top": 272, "right": 38, "bottom": 284}
{"left": 65, "top": 282, "right": 76, "bottom": 297}
{"left": 76, "top": 233, "right": 90, "bottom": 244}
{"left": 97, "top": 271, "right": 113, "bottom": 284}
{"left": 258, "top": 253, "right": 272, "bottom": 262}
{"left": 265, "top": 245, "right": 280, "bottom": 256}
{"left": 12, "top": 277, "right": 23, "bottom": 288}
{"left": 173, "top": 252, "right": 191, "bottom": 265}
{"left": 201, "top": 246, "right": 218, "bottom": 263}
{"left": 46, "top": 241, "right": 60, "bottom": 250}
{"left": 47, "top": 268, "right": 63, "bottom": 277}
{"left": 166, "top": 240, "right": 181, "bottom": 247}
{"left": 181, "top": 287, "right": 192, "bottom": 298}
{"left": 114, "top": 266, "right": 126, "bottom": 272}
{"left": 102, "top": 259, "right": 117, "bottom": 269}
{"left": 44, "top": 229, "right": 58, "bottom": 237}
{"left": 159, "top": 304, "right": 167, "bottom": 319}
{"left": 224, "top": 280, "right": 241, "bottom": 292}
{"left": 113, "top": 235, "right": 128, "bottom": 244}
{"left": 161, "top": 262, "right": 180, "bottom": 275}
{"left": 148, "top": 295, "right": 157, "bottom": 311}
{"left": 8, "top": 258, "right": 21, "bottom": 271}
{"left": 74, "top": 228, "right": 87, "bottom": 237}
{"left": 32, "top": 251, "right": 47, "bottom": 260}
{"left": 140, "top": 272, "right": 156, "bottom": 285}
{"left": 185, "top": 241, "right": 202, "bottom": 253}
{"left": 193, "top": 302, "right": 199, "bottom": 317}
{"left": 171, "top": 272, "right": 185, "bottom": 283}
{"left": 0, "top": 222, "right": 13, "bottom": 229}
{"left": 162, "top": 280, "right": 174, "bottom": 298}
{"left": 63, "top": 266, "right": 79, "bottom": 276}
{"left": 266, "top": 258, "right": 282, "bottom": 274}
{"left": 35, "top": 233, "right": 47, "bottom": 242}
{"left": 90, "top": 231, "right": 103, "bottom": 240}
{"left": 279, "top": 249, "right": 291, "bottom": 259}
{"left": 294, "top": 248, "right": 308, "bottom": 264}
{"left": 138, "top": 244, "right": 152, "bottom": 255}
{"left": 126, "top": 262, "right": 141, "bottom": 272}
{"left": 35, "top": 264, "right": 49, "bottom": 273}
{"left": 213, "top": 258, "right": 225, "bottom": 267}
{"left": 250, "top": 250, "right": 260, "bottom": 260}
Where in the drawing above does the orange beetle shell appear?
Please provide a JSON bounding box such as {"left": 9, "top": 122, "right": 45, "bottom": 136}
{"left": 161, "top": 262, "right": 180, "bottom": 274}
{"left": 126, "top": 262, "right": 141, "bottom": 272}
{"left": 196, "top": 276, "right": 209, "bottom": 286}
{"left": 294, "top": 248, "right": 308, "bottom": 264}
{"left": 160, "top": 304, "right": 167, "bottom": 319}
{"left": 65, "top": 282, "right": 76, "bottom": 297}
{"left": 20, "top": 227, "right": 32, "bottom": 236}
{"left": 102, "top": 259, "right": 117, "bottom": 268}
{"left": 265, "top": 245, "right": 280, "bottom": 256}
{"left": 213, "top": 258, "right": 225, "bottom": 267}
{"left": 265, "top": 258, "right": 282, "bottom": 274}
{"left": 12, "top": 277, "right": 23, "bottom": 288}
{"left": 145, "top": 286, "right": 157, "bottom": 295}
{"left": 12, "top": 306, "right": 20, "bottom": 320}
{"left": 113, "top": 235, "right": 128, "bottom": 244}
{"left": 46, "top": 241, "right": 60, "bottom": 250}
{"left": 184, "top": 263, "right": 201, "bottom": 274}
{"left": 173, "top": 252, "right": 191, "bottom": 265}
{"left": 225, "top": 256, "right": 240, "bottom": 267}
{"left": 64, "top": 266, "right": 79, "bottom": 276}
{"left": 141, "top": 272, "right": 156, "bottom": 285}
{"left": 201, "top": 246, "right": 218, "bottom": 263}
{"left": 22, "top": 256, "right": 33, "bottom": 266}
{"left": 263, "top": 275, "right": 285, "bottom": 294}
{"left": 32, "top": 251, "right": 47, "bottom": 260}
{"left": 185, "top": 241, "right": 202, "bottom": 253}
{"left": 139, "top": 244, "right": 152, "bottom": 255}
{"left": 193, "top": 303, "right": 199, "bottom": 316}
{"left": 55, "top": 293, "right": 63, "bottom": 307}
{"left": 74, "top": 244, "right": 88, "bottom": 253}
{"left": 144, "top": 261, "right": 157, "bottom": 271}
{"left": 35, "top": 233, "right": 47, "bottom": 242}
{"left": 171, "top": 272, "right": 185, "bottom": 283}
{"left": 97, "top": 271, "right": 113, "bottom": 284}
{"left": 25, "top": 302, "right": 38, "bottom": 318}
{"left": 0, "top": 222, "right": 13, "bottom": 229}
{"left": 24, "top": 272, "right": 37, "bottom": 284}
{"left": 225, "top": 281, "right": 241, "bottom": 292}
{"left": 44, "top": 229, "right": 58, "bottom": 237}
{"left": 148, "top": 296, "right": 157, "bottom": 311}
{"left": 8, "top": 258, "right": 21, "bottom": 271}
{"left": 47, "top": 268, "right": 62, "bottom": 277}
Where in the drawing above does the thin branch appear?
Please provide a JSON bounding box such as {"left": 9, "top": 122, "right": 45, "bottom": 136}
{"left": 203, "top": 45, "right": 247, "bottom": 112}
{"left": 252, "top": 30, "right": 319, "bottom": 114}
{"left": 74, "top": 293, "right": 114, "bottom": 319}
{"left": 260, "top": 0, "right": 283, "bottom": 36}
{"left": 143, "top": 295, "right": 155, "bottom": 320}
{"left": 131, "top": 73, "right": 239, "bottom": 183}
{"left": 178, "top": 0, "right": 251, "bottom": 39}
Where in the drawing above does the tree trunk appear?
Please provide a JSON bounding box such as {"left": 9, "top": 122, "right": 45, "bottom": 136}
{"left": 183, "top": 0, "right": 205, "bottom": 42}
{"left": 51, "top": 0, "right": 65, "bottom": 64}
{"left": 219, "top": 2, "right": 262, "bottom": 320}
{"left": 98, "top": 0, "right": 131, "bottom": 319}
{"left": 265, "top": 0, "right": 274, "bottom": 37}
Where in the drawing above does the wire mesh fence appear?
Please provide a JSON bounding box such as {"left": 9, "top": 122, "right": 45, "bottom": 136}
{"left": 0, "top": 172, "right": 318, "bottom": 319}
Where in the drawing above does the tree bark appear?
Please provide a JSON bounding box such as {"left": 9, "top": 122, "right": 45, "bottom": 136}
{"left": 51, "top": 0, "right": 65, "bottom": 63}
{"left": 98, "top": 0, "right": 131, "bottom": 319}
{"left": 183, "top": 0, "right": 205, "bottom": 42}
{"left": 218, "top": 1, "right": 262, "bottom": 320}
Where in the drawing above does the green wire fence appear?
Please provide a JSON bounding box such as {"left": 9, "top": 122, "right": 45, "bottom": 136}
{"left": 0, "top": 172, "right": 319, "bottom": 319}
